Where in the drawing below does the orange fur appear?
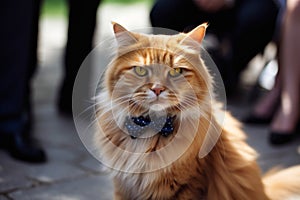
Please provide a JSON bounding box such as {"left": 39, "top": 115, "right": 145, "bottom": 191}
{"left": 94, "top": 23, "right": 300, "bottom": 199}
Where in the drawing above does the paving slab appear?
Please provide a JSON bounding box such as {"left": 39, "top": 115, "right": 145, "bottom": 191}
{"left": 0, "top": 152, "right": 34, "bottom": 193}
{"left": 34, "top": 115, "right": 83, "bottom": 149}
{"left": 43, "top": 146, "right": 78, "bottom": 163}
{"left": 240, "top": 121, "right": 300, "bottom": 172}
{"left": 9, "top": 174, "right": 113, "bottom": 200}
{"left": 25, "top": 162, "right": 86, "bottom": 183}
{"left": 228, "top": 100, "right": 300, "bottom": 173}
{"left": 77, "top": 155, "right": 107, "bottom": 174}
{"left": 0, "top": 196, "right": 9, "bottom": 200}
{"left": 0, "top": 152, "right": 86, "bottom": 186}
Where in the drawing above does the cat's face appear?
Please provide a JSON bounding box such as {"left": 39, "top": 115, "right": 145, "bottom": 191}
{"left": 93, "top": 23, "right": 217, "bottom": 172}
{"left": 105, "top": 23, "right": 212, "bottom": 118}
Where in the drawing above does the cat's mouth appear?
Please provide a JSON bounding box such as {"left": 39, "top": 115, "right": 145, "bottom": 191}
{"left": 128, "top": 98, "right": 171, "bottom": 116}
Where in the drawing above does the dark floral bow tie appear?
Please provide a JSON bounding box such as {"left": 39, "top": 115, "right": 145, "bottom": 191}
{"left": 124, "top": 115, "right": 176, "bottom": 139}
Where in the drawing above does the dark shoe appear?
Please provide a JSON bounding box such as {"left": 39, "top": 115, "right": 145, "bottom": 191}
{"left": 3, "top": 131, "right": 47, "bottom": 163}
{"left": 243, "top": 114, "right": 272, "bottom": 125}
{"left": 269, "top": 131, "right": 295, "bottom": 145}
{"left": 269, "top": 123, "right": 300, "bottom": 145}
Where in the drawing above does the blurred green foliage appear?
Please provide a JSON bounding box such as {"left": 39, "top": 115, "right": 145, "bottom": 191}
{"left": 42, "top": 0, "right": 151, "bottom": 17}
{"left": 103, "top": 0, "right": 150, "bottom": 3}
{"left": 41, "top": 0, "right": 67, "bottom": 17}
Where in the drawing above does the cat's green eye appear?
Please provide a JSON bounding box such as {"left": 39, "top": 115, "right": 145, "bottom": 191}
{"left": 169, "top": 68, "right": 183, "bottom": 77}
{"left": 134, "top": 66, "right": 148, "bottom": 76}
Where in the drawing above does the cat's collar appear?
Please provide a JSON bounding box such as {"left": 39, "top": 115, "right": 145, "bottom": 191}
{"left": 124, "top": 115, "right": 176, "bottom": 139}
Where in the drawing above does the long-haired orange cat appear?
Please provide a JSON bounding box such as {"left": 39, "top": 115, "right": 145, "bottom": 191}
{"left": 94, "top": 22, "right": 300, "bottom": 199}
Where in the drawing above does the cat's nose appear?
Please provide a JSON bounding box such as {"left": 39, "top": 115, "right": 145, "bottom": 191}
{"left": 151, "top": 84, "right": 165, "bottom": 96}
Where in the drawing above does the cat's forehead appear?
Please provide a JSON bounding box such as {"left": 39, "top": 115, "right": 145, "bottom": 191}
{"left": 127, "top": 34, "right": 193, "bottom": 68}
{"left": 147, "top": 34, "right": 184, "bottom": 49}
{"left": 129, "top": 49, "right": 189, "bottom": 70}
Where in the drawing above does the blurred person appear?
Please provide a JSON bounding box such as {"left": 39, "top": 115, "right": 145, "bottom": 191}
{"left": 28, "top": 0, "right": 101, "bottom": 117}
{"left": 57, "top": 0, "right": 101, "bottom": 115}
{"left": 0, "top": 0, "right": 46, "bottom": 163}
{"left": 245, "top": 0, "right": 300, "bottom": 145}
{"left": 0, "top": 0, "right": 101, "bottom": 162}
{"left": 150, "top": 0, "right": 279, "bottom": 95}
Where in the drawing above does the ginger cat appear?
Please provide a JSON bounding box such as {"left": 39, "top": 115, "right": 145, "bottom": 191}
{"left": 94, "top": 22, "right": 300, "bottom": 200}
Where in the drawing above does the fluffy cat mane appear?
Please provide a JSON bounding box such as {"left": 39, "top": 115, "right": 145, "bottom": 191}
{"left": 94, "top": 23, "right": 300, "bottom": 200}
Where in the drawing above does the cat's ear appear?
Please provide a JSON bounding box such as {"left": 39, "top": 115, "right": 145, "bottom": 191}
{"left": 182, "top": 22, "right": 208, "bottom": 44}
{"left": 112, "top": 22, "right": 138, "bottom": 47}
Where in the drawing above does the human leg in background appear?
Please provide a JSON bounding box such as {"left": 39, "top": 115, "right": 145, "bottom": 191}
{"left": 58, "top": 0, "right": 101, "bottom": 115}
{"left": 0, "top": 0, "right": 46, "bottom": 163}
{"left": 244, "top": 76, "right": 281, "bottom": 124}
{"left": 270, "top": 0, "right": 300, "bottom": 145}
{"left": 26, "top": 0, "right": 43, "bottom": 132}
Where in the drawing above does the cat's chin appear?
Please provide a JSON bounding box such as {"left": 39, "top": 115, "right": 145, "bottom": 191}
{"left": 150, "top": 104, "right": 166, "bottom": 112}
{"left": 149, "top": 103, "right": 177, "bottom": 116}
{"left": 125, "top": 104, "right": 170, "bottom": 119}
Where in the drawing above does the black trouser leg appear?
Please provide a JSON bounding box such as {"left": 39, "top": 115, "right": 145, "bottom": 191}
{"left": 58, "top": 0, "right": 101, "bottom": 114}
{"left": 25, "top": 0, "right": 43, "bottom": 131}
{"left": 0, "top": 0, "right": 34, "bottom": 134}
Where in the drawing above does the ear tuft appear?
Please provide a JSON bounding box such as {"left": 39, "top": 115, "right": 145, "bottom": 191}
{"left": 185, "top": 22, "right": 208, "bottom": 44}
{"left": 111, "top": 22, "right": 138, "bottom": 47}
{"left": 112, "top": 21, "right": 128, "bottom": 34}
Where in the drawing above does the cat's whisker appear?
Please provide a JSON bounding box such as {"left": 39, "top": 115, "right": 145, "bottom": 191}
{"left": 112, "top": 99, "right": 132, "bottom": 106}
{"left": 181, "top": 96, "right": 211, "bottom": 107}
{"left": 128, "top": 99, "right": 148, "bottom": 115}
{"left": 75, "top": 104, "right": 115, "bottom": 123}
{"left": 111, "top": 94, "right": 132, "bottom": 100}
{"left": 74, "top": 94, "right": 113, "bottom": 118}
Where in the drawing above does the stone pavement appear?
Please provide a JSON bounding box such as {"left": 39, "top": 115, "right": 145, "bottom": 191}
{"left": 1, "top": 3, "right": 300, "bottom": 200}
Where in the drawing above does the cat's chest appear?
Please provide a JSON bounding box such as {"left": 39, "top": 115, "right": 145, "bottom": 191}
{"left": 118, "top": 168, "right": 207, "bottom": 200}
